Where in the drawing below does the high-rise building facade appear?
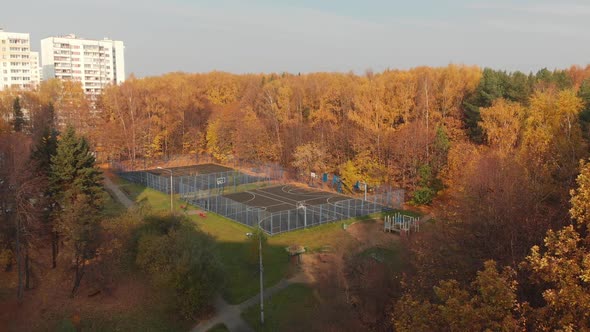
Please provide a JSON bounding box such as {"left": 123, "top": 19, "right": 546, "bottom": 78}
{"left": 41, "top": 34, "right": 125, "bottom": 97}
{"left": 0, "top": 29, "right": 41, "bottom": 90}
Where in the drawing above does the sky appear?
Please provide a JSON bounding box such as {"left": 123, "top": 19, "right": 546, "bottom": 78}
{"left": 2, "top": 0, "right": 589, "bottom": 77}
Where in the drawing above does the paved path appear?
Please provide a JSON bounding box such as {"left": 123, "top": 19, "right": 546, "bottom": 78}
{"left": 104, "top": 175, "right": 134, "bottom": 208}
{"left": 192, "top": 277, "right": 301, "bottom": 332}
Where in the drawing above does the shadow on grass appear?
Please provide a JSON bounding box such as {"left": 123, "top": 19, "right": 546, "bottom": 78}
{"left": 216, "top": 241, "right": 291, "bottom": 304}
{"left": 241, "top": 283, "right": 316, "bottom": 332}
{"left": 206, "top": 323, "right": 230, "bottom": 332}
{"left": 109, "top": 174, "right": 416, "bottom": 306}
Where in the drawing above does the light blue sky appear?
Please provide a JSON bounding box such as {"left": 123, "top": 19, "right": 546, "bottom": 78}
{"left": 3, "top": 0, "right": 589, "bottom": 77}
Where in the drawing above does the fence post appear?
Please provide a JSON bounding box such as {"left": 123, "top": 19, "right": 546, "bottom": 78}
{"left": 269, "top": 212, "right": 273, "bottom": 235}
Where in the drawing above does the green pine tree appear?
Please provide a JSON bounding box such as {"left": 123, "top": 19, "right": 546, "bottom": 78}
{"left": 44, "top": 102, "right": 56, "bottom": 130}
{"left": 31, "top": 126, "right": 60, "bottom": 268}
{"left": 49, "top": 126, "right": 103, "bottom": 296}
{"left": 12, "top": 97, "right": 25, "bottom": 132}
{"left": 50, "top": 126, "right": 103, "bottom": 206}
{"left": 578, "top": 79, "right": 590, "bottom": 140}
{"left": 32, "top": 128, "right": 59, "bottom": 177}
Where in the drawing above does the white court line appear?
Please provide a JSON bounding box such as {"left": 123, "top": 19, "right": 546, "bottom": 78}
{"left": 250, "top": 190, "right": 298, "bottom": 206}
{"left": 326, "top": 196, "right": 350, "bottom": 206}
{"left": 258, "top": 202, "right": 291, "bottom": 210}
{"left": 281, "top": 185, "right": 334, "bottom": 198}
{"left": 258, "top": 187, "right": 330, "bottom": 204}
{"left": 238, "top": 191, "right": 256, "bottom": 204}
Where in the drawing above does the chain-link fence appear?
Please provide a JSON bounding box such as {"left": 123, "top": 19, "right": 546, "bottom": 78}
{"left": 117, "top": 163, "right": 284, "bottom": 197}
{"left": 188, "top": 191, "right": 398, "bottom": 235}
{"left": 116, "top": 162, "right": 405, "bottom": 235}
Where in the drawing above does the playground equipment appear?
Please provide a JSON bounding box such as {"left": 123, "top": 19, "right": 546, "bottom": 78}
{"left": 384, "top": 213, "right": 419, "bottom": 235}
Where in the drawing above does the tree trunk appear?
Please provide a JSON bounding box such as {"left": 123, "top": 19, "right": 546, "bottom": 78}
{"left": 52, "top": 231, "right": 58, "bottom": 268}
{"left": 424, "top": 82, "right": 430, "bottom": 161}
{"left": 25, "top": 247, "right": 31, "bottom": 289}
{"left": 16, "top": 217, "right": 23, "bottom": 302}
{"left": 3, "top": 243, "right": 12, "bottom": 272}
{"left": 71, "top": 254, "right": 86, "bottom": 297}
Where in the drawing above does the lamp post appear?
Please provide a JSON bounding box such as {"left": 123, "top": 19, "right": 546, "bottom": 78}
{"left": 297, "top": 202, "right": 307, "bottom": 228}
{"left": 258, "top": 220, "right": 264, "bottom": 325}
{"left": 360, "top": 181, "right": 368, "bottom": 201}
{"left": 157, "top": 167, "right": 173, "bottom": 213}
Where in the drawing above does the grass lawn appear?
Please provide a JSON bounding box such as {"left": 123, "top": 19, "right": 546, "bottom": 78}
{"left": 109, "top": 177, "right": 290, "bottom": 304}
{"left": 358, "top": 244, "right": 404, "bottom": 272}
{"left": 241, "top": 283, "right": 317, "bottom": 332}
{"left": 271, "top": 215, "right": 374, "bottom": 252}
{"left": 206, "top": 323, "right": 230, "bottom": 332}
{"left": 108, "top": 174, "right": 410, "bottom": 305}
{"left": 382, "top": 208, "right": 422, "bottom": 218}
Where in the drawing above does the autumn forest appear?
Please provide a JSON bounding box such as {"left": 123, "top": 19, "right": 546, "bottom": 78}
{"left": 3, "top": 64, "right": 590, "bottom": 330}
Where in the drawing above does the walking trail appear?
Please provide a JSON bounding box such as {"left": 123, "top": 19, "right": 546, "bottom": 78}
{"left": 192, "top": 277, "right": 304, "bottom": 332}
{"left": 104, "top": 175, "right": 134, "bottom": 208}
{"left": 103, "top": 173, "right": 306, "bottom": 332}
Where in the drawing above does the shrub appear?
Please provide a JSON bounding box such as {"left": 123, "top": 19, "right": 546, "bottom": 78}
{"left": 135, "top": 214, "right": 223, "bottom": 319}
{"left": 413, "top": 187, "right": 435, "bottom": 205}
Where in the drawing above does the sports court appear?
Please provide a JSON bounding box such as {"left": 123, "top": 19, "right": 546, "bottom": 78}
{"left": 223, "top": 185, "right": 349, "bottom": 213}
{"left": 119, "top": 163, "right": 395, "bottom": 235}
{"left": 201, "top": 184, "right": 384, "bottom": 235}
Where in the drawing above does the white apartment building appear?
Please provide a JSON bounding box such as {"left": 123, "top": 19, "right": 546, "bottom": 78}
{"left": 0, "top": 29, "right": 41, "bottom": 90}
{"left": 41, "top": 34, "right": 125, "bottom": 97}
{"left": 30, "top": 51, "right": 41, "bottom": 85}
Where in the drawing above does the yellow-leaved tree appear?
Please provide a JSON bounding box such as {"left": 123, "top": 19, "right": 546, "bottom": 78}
{"left": 393, "top": 160, "right": 590, "bottom": 331}
{"left": 480, "top": 99, "right": 526, "bottom": 154}
{"left": 524, "top": 159, "right": 590, "bottom": 330}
